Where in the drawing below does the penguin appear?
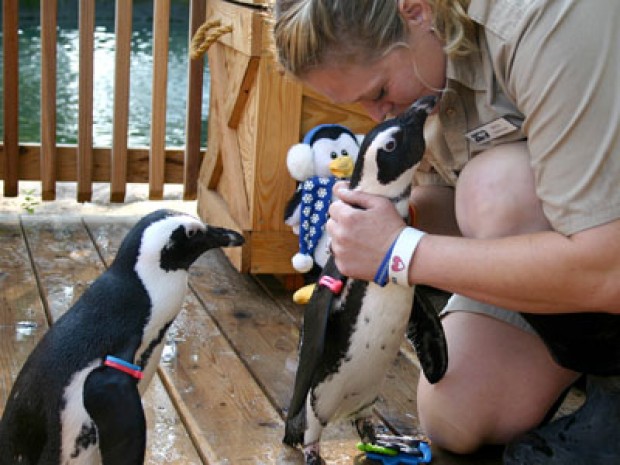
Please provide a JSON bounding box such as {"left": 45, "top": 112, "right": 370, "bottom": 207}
{"left": 0, "top": 209, "right": 244, "bottom": 465}
{"left": 282, "top": 95, "right": 448, "bottom": 465}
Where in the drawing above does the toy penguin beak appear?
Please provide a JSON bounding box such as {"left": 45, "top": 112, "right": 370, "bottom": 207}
{"left": 329, "top": 156, "right": 354, "bottom": 178}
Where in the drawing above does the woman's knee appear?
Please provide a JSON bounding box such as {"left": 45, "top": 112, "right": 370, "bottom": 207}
{"left": 416, "top": 312, "right": 579, "bottom": 454}
{"left": 417, "top": 381, "right": 490, "bottom": 454}
{"left": 455, "top": 142, "right": 551, "bottom": 239}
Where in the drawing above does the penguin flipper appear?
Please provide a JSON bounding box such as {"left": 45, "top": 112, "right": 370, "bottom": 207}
{"left": 285, "top": 258, "right": 343, "bottom": 438}
{"left": 408, "top": 287, "right": 449, "bottom": 384}
{"left": 83, "top": 367, "right": 146, "bottom": 465}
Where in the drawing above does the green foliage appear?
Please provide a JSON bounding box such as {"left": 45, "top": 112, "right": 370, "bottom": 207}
{"left": 20, "top": 189, "right": 40, "bottom": 214}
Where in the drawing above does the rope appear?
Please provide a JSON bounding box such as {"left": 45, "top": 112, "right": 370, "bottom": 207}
{"left": 190, "top": 19, "right": 233, "bottom": 60}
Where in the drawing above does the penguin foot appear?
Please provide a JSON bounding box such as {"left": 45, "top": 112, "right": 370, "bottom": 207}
{"left": 303, "top": 441, "right": 324, "bottom": 465}
{"left": 354, "top": 417, "right": 378, "bottom": 444}
{"left": 504, "top": 375, "right": 620, "bottom": 465}
{"left": 293, "top": 283, "right": 316, "bottom": 305}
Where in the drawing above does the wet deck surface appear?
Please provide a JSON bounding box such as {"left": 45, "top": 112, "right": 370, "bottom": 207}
{"left": 1, "top": 211, "right": 571, "bottom": 464}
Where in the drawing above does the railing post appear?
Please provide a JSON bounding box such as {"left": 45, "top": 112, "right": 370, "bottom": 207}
{"left": 183, "top": 0, "right": 208, "bottom": 201}
{"left": 77, "top": 0, "right": 96, "bottom": 203}
{"left": 149, "top": 0, "right": 171, "bottom": 200}
{"left": 2, "top": 0, "right": 19, "bottom": 198}
{"left": 40, "top": 0, "right": 58, "bottom": 201}
{"left": 110, "top": 0, "right": 134, "bottom": 203}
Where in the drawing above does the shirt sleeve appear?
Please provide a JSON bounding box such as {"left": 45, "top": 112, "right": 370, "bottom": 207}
{"left": 484, "top": 0, "right": 620, "bottom": 235}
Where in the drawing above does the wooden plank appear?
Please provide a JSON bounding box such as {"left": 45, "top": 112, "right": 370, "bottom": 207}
{"left": 225, "top": 56, "right": 259, "bottom": 130}
{"left": 229, "top": 0, "right": 269, "bottom": 6}
{"left": 248, "top": 230, "right": 298, "bottom": 275}
{"left": 149, "top": 0, "right": 171, "bottom": 200}
{"left": 40, "top": 0, "right": 58, "bottom": 201}
{"left": 252, "top": 56, "right": 303, "bottom": 232}
{"left": 21, "top": 216, "right": 106, "bottom": 322}
{"left": 78, "top": 0, "right": 96, "bottom": 202}
{"left": 198, "top": 189, "right": 300, "bottom": 274}
{"left": 206, "top": 0, "right": 263, "bottom": 57}
{"left": 141, "top": 375, "right": 204, "bottom": 465}
{"left": 110, "top": 0, "right": 134, "bottom": 203}
{"left": 0, "top": 144, "right": 191, "bottom": 184}
{"left": 197, "top": 187, "right": 249, "bottom": 272}
{"left": 0, "top": 216, "right": 49, "bottom": 329}
{"left": 301, "top": 94, "right": 375, "bottom": 136}
{"left": 208, "top": 44, "right": 252, "bottom": 231}
{"left": 183, "top": 0, "right": 207, "bottom": 201}
{"left": 0, "top": 215, "right": 49, "bottom": 415}
{"left": 200, "top": 75, "right": 223, "bottom": 191}
{"left": 2, "top": 0, "right": 19, "bottom": 198}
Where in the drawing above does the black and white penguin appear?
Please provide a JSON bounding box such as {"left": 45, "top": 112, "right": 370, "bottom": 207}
{"left": 282, "top": 96, "right": 448, "bottom": 465}
{"left": 0, "top": 209, "right": 243, "bottom": 465}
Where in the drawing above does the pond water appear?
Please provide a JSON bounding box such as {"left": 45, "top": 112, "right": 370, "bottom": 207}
{"left": 0, "top": 0, "right": 210, "bottom": 148}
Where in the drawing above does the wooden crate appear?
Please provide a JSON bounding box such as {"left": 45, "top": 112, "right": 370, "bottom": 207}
{"left": 197, "top": 0, "right": 375, "bottom": 274}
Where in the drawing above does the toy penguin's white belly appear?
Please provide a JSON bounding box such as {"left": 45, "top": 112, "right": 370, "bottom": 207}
{"left": 313, "top": 282, "right": 414, "bottom": 421}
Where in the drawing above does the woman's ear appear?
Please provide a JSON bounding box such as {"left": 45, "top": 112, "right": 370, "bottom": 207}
{"left": 398, "top": 0, "right": 432, "bottom": 26}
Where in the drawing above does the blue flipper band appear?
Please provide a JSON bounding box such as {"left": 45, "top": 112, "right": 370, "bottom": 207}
{"left": 104, "top": 356, "right": 143, "bottom": 380}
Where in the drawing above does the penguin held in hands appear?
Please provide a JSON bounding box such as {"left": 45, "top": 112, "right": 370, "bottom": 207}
{"left": 0, "top": 209, "right": 243, "bottom": 465}
{"left": 282, "top": 96, "right": 448, "bottom": 465}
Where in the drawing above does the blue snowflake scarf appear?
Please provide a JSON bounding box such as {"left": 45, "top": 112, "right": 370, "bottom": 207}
{"left": 296, "top": 175, "right": 336, "bottom": 269}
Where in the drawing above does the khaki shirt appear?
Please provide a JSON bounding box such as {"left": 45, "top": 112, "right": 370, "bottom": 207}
{"left": 416, "top": 0, "right": 620, "bottom": 236}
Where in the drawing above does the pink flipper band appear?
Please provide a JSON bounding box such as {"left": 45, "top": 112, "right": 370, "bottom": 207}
{"left": 319, "top": 275, "right": 344, "bottom": 294}
{"left": 104, "top": 355, "right": 144, "bottom": 380}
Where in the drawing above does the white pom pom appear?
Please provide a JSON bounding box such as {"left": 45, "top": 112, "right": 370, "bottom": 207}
{"left": 287, "top": 144, "right": 315, "bottom": 181}
{"left": 292, "top": 252, "right": 314, "bottom": 273}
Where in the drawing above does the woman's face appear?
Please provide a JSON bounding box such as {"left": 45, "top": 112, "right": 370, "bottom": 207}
{"left": 302, "top": 2, "right": 446, "bottom": 122}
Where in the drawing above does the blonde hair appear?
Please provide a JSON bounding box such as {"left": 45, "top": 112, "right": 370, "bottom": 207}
{"left": 271, "top": 0, "right": 475, "bottom": 77}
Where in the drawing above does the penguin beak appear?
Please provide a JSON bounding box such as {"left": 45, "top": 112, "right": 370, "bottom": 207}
{"left": 329, "top": 156, "right": 354, "bottom": 178}
{"left": 201, "top": 226, "right": 245, "bottom": 249}
{"left": 402, "top": 95, "right": 438, "bottom": 123}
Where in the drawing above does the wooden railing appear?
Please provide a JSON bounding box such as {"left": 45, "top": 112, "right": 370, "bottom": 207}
{"left": 1, "top": 0, "right": 208, "bottom": 202}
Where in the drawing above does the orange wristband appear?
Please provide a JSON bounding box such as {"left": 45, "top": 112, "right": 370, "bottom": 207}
{"left": 408, "top": 203, "right": 417, "bottom": 227}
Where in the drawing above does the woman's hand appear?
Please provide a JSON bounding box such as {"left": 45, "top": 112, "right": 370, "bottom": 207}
{"left": 326, "top": 182, "right": 406, "bottom": 281}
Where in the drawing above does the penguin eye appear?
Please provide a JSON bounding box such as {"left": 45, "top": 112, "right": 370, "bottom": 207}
{"left": 383, "top": 137, "right": 397, "bottom": 152}
{"left": 185, "top": 224, "right": 202, "bottom": 238}
{"left": 330, "top": 151, "right": 338, "bottom": 159}
{"left": 341, "top": 149, "right": 349, "bottom": 157}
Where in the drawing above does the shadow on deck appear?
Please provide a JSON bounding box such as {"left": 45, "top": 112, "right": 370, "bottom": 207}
{"left": 1, "top": 211, "right": 579, "bottom": 464}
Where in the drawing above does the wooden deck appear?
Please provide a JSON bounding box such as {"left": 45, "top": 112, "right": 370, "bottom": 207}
{"left": 0, "top": 211, "right": 546, "bottom": 464}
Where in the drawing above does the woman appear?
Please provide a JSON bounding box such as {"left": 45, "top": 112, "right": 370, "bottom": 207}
{"left": 272, "top": 1, "right": 620, "bottom": 464}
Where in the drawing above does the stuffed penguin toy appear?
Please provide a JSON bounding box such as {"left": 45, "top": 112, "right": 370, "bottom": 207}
{"left": 282, "top": 96, "right": 448, "bottom": 465}
{"left": 284, "top": 124, "right": 362, "bottom": 275}
{"left": 0, "top": 209, "right": 243, "bottom": 465}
